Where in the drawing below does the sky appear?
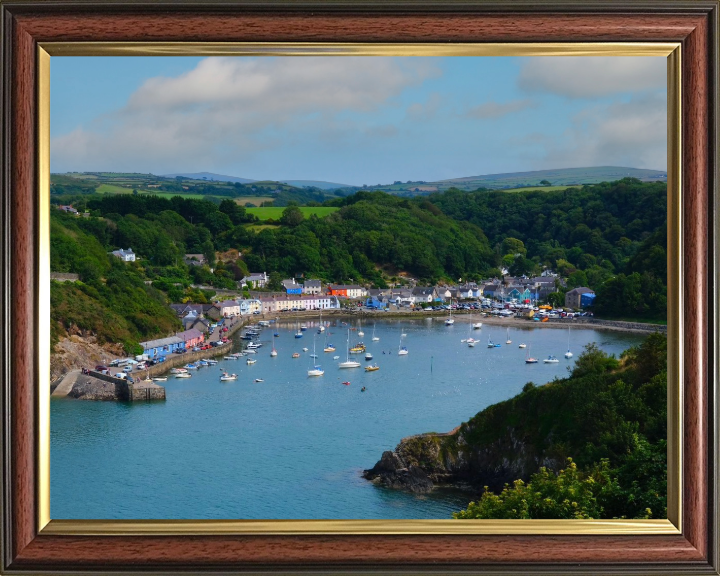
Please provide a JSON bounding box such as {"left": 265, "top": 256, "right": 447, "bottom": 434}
{"left": 50, "top": 56, "right": 667, "bottom": 186}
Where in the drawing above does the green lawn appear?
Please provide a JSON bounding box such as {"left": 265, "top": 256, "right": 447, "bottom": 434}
{"left": 247, "top": 207, "right": 339, "bottom": 221}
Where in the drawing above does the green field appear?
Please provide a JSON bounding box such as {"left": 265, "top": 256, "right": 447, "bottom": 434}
{"left": 502, "top": 185, "right": 579, "bottom": 193}
{"left": 233, "top": 197, "right": 274, "bottom": 207}
{"left": 96, "top": 183, "right": 135, "bottom": 194}
{"left": 247, "top": 207, "right": 339, "bottom": 220}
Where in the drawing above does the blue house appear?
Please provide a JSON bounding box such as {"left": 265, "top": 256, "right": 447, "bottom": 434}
{"left": 139, "top": 335, "right": 184, "bottom": 358}
{"left": 282, "top": 279, "right": 303, "bottom": 295}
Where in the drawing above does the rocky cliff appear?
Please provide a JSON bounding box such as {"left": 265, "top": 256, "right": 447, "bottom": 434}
{"left": 363, "top": 421, "right": 561, "bottom": 495}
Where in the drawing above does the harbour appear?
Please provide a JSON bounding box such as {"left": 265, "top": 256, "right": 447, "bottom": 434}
{"left": 51, "top": 317, "right": 644, "bottom": 520}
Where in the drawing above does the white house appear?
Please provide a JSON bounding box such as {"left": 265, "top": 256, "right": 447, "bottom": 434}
{"left": 238, "top": 299, "right": 262, "bottom": 315}
{"left": 217, "top": 300, "right": 240, "bottom": 317}
{"left": 111, "top": 248, "right": 136, "bottom": 262}
{"left": 259, "top": 295, "right": 340, "bottom": 313}
{"left": 240, "top": 272, "right": 268, "bottom": 289}
{"left": 302, "top": 279, "right": 323, "bottom": 295}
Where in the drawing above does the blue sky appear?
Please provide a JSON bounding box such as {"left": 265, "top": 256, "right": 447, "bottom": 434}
{"left": 51, "top": 56, "right": 666, "bottom": 186}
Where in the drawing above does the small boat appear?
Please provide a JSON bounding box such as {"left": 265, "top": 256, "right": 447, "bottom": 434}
{"left": 274, "top": 333, "right": 280, "bottom": 337}
{"left": 295, "top": 332, "right": 303, "bottom": 339}
{"left": 365, "top": 352, "right": 373, "bottom": 361}
{"left": 185, "top": 363, "right": 198, "bottom": 370}
{"left": 365, "top": 364, "right": 379, "bottom": 372}
{"left": 258, "top": 320, "right": 270, "bottom": 327}
{"left": 153, "top": 377, "right": 167, "bottom": 382}
{"left": 254, "top": 378, "right": 264, "bottom": 383}
{"left": 472, "top": 322, "right": 483, "bottom": 330}
{"left": 302, "top": 347, "right": 309, "bottom": 352}
{"left": 223, "top": 356, "right": 236, "bottom": 360}
{"left": 361, "top": 386, "right": 366, "bottom": 392}
{"left": 170, "top": 367, "right": 187, "bottom": 374}
{"left": 246, "top": 358, "right": 257, "bottom": 365}
{"left": 525, "top": 346, "right": 538, "bottom": 364}
{"left": 398, "top": 333, "right": 409, "bottom": 355}
{"left": 342, "top": 381, "right": 351, "bottom": 386}
{"left": 308, "top": 366, "right": 324, "bottom": 376}
{"left": 467, "top": 338, "right": 476, "bottom": 347}
{"left": 333, "top": 355, "right": 340, "bottom": 360}
{"left": 324, "top": 345, "right": 336, "bottom": 352}
{"left": 270, "top": 348, "right": 278, "bottom": 357}
{"left": 565, "top": 327, "right": 573, "bottom": 359}
{"left": 518, "top": 343, "right": 527, "bottom": 349}
{"left": 506, "top": 328, "right": 512, "bottom": 345}
{"left": 198, "top": 360, "right": 209, "bottom": 366}
{"left": 487, "top": 339, "right": 495, "bottom": 348}
{"left": 220, "top": 373, "right": 237, "bottom": 381}
{"left": 445, "top": 305, "right": 454, "bottom": 325}
{"left": 339, "top": 329, "right": 361, "bottom": 368}
{"left": 371, "top": 324, "right": 380, "bottom": 342}
{"left": 292, "top": 353, "right": 300, "bottom": 358}
{"left": 246, "top": 342, "right": 262, "bottom": 349}
{"left": 300, "top": 325, "right": 308, "bottom": 331}
{"left": 175, "top": 372, "right": 192, "bottom": 378}
{"left": 543, "top": 355, "right": 560, "bottom": 364}
{"left": 206, "top": 359, "right": 218, "bottom": 365}
{"left": 244, "top": 349, "right": 257, "bottom": 354}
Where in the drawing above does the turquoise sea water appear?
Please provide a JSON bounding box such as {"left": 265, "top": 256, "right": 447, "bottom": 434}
{"left": 51, "top": 318, "right": 643, "bottom": 520}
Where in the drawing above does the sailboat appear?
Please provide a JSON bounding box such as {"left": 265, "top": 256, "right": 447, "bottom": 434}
{"left": 308, "top": 336, "right": 324, "bottom": 376}
{"left": 371, "top": 324, "right": 380, "bottom": 342}
{"left": 270, "top": 341, "right": 278, "bottom": 357}
{"left": 487, "top": 336, "right": 501, "bottom": 348}
{"left": 339, "top": 329, "right": 361, "bottom": 368}
{"left": 358, "top": 319, "right": 364, "bottom": 337}
{"left": 506, "top": 327, "right": 512, "bottom": 345}
{"left": 398, "top": 333, "right": 409, "bottom": 355}
{"left": 525, "top": 346, "right": 538, "bottom": 364}
{"left": 472, "top": 318, "right": 483, "bottom": 329}
{"left": 294, "top": 313, "right": 303, "bottom": 338}
{"left": 564, "top": 327, "right": 573, "bottom": 359}
{"left": 318, "top": 312, "right": 325, "bottom": 333}
{"left": 445, "top": 304, "right": 454, "bottom": 325}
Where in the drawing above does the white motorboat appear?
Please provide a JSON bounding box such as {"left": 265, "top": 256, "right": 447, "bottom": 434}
{"left": 543, "top": 355, "right": 560, "bottom": 364}
{"left": 170, "top": 367, "right": 187, "bottom": 374}
{"left": 153, "top": 377, "right": 167, "bottom": 382}
{"left": 246, "top": 358, "right": 257, "bottom": 365}
{"left": 472, "top": 322, "right": 483, "bottom": 330}
{"left": 175, "top": 372, "right": 192, "bottom": 378}
{"left": 220, "top": 373, "right": 237, "bottom": 381}
{"left": 365, "top": 352, "right": 373, "bottom": 361}
{"left": 518, "top": 343, "right": 527, "bottom": 349}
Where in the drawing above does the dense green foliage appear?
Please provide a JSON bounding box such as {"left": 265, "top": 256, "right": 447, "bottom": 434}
{"left": 429, "top": 178, "right": 667, "bottom": 319}
{"left": 455, "top": 333, "right": 667, "bottom": 519}
{"left": 50, "top": 212, "right": 181, "bottom": 353}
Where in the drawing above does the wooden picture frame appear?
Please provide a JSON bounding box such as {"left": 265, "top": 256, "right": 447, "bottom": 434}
{"left": 1, "top": 1, "right": 717, "bottom": 573}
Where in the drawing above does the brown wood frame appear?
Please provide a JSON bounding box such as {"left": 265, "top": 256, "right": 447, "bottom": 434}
{"left": 1, "top": 1, "right": 718, "bottom": 573}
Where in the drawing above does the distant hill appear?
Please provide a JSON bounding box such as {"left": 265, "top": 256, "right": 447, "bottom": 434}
{"left": 279, "top": 179, "right": 354, "bottom": 190}
{"left": 162, "top": 172, "right": 257, "bottom": 184}
{"left": 371, "top": 166, "right": 668, "bottom": 194}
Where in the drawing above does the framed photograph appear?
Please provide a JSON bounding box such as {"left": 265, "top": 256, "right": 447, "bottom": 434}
{"left": 1, "top": 1, "right": 717, "bottom": 574}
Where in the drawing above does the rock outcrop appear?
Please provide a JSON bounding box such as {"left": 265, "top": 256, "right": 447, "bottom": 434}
{"left": 363, "top": 424, "right": 561, "bottom": 495}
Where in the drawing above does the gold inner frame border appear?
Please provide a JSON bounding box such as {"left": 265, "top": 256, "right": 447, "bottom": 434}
{"left": 37, "top": 41, "right": 682, "bottom": 536}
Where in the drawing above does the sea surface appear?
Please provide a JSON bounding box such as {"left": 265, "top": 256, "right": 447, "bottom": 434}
{"left": 51, "top": 317, "right": 644, "bottom": 520}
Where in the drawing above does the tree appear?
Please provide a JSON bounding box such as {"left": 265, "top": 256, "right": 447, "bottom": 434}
{"left": 280, "top": 205, "right": 305, "bottom": 227}
{"left": 267, "top": 271, "right": 283, "bottom": 291}
{"left": 539, "top": 180, "right": 552, "bottom": 186}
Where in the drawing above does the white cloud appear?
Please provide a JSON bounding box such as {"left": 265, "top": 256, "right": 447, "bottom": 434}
{"left": 51, "top": 57, "right": 440, "bottom": 174}
{"left": 511, "top": 94, "right": 667, "bottom": 170}
{"left": 465, "top": 98, "right": 535, "bottom": 119}
{"left": 518, "top": 57, "right": 666, "bottom": 98}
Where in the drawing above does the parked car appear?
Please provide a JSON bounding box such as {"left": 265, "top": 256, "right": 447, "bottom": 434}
{"left": 192, "top": 347, "right": 201, "bottom": 352}
{"left": 114, "top": 372, "right": 127, "bottom": 380}
{"left": 123, "top": 366, "right": 133, "bottom": 373}
{"left": 94, "top": 365, "right": 108, "bottom": 372}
